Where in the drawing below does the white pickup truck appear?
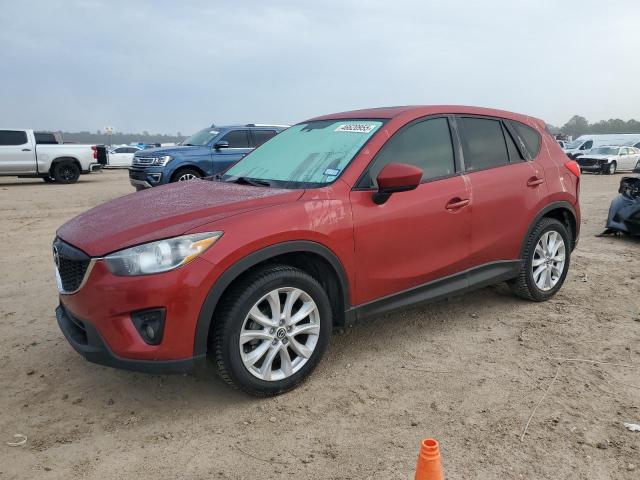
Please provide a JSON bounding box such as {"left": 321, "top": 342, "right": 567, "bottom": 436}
{"left": 0, "top": 129, "right": 107, "bottom": 183}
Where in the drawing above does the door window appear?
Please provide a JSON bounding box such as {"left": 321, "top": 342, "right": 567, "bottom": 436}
{"left": 252, "top": 130, "right": 277, "bottom": 147}
{"left": 0, "top": 130, "right": 28, "bottom": 146}
{"left": 581, "top": 140, "right": 593, "bottom": 150}
{"left": 359, "top": 117, "right": 455, "bottom": 188}
{"left": 220, "top": 130, "right": 250, "bottom": 148}
{"left": 459, "top": 117, "right": 510, "bottom": 172}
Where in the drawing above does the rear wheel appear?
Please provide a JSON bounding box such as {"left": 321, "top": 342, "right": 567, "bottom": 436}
{"left": 510, "top": 218, "right": 571, "bottom": 301}
{"left": 52, "top": 161, "right": 80, "bottom": 184}
{"left": 172, "top": 168, "right": 202, "bottom": 182}
{"left": 211, "top": 265, "right": 332, "bottom": 396}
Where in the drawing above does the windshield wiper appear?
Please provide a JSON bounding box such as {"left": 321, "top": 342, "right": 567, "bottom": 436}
{"left": 225, "top": 176, "right": 271, "bottom": 187}
{"left": 183, "top": 143, "right": 195, "bottom": 146}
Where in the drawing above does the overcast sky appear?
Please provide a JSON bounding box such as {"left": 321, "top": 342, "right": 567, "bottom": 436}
{"left": 1, "top": 0, "right": 638, "bottom": 134}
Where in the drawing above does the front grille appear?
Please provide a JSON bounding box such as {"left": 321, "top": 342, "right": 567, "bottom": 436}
{"left": 53, "top": 239, "right": 91, "bottom": 293}
{"left": 577, "top": 158, "right": 599, "bottom": 167}
{"left": 132, "top": 156, "right": 157, "bottom": 167}
{"left": 58, "top": 257, "right": 90, "bottom": 292}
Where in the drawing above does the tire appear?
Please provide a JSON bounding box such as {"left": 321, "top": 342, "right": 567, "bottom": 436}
{"left": 211, "top": 265, "right": 332, "bottom": 396}
{"left": 42, "top": 176, "right": 54, "bottom": 183}
{"left": 606, "top": 161, "right": 617, "bottom": 175}
{"left": 51, "top": 161, "right": 80, "bottom": 184}
{"left": 510, "top": 218, "right": 571, "bottom": 302}
{"left": 172, "top": 168, "right": 202, "bottom": 182}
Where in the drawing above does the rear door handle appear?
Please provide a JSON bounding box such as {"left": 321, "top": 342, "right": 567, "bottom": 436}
{"left": 527, "top": 176, "right": 544, "bottom": 187}
{"left": 22, "top": 148, "right": 31, "bottom": 152}
{"left": 445, "top": 198, "right": 470, "bottom": 210}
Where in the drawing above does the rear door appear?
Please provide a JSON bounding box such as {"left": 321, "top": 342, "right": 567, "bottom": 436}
{"left": 0, "top": 130, "right": 36, "bottom": 174}
{"left": 212, "top": 129, "right": 252, "bottom": 174}
{"left": 350, "top": 116, "right": 472, "bottom": 305}
{"left": 251, "top": 129, "right": 278, "bottom": 148}
{"left": 621, "top": 147, "right": 636, "bottom": 170}
{"left": 456, "top": 116, "right": 545, "bottom": 266}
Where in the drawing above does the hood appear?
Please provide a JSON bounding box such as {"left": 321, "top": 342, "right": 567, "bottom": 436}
{"left": 57, "top": 180, "right": 303, "bottom": 256}
{"left": 577, "top": 154, "right": 612, "bottom": 160}
{"left": 135, "top": 145, "right": 205, "bottom": 157}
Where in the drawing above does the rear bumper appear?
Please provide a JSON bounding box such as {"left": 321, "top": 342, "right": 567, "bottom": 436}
{"left": 56, "top": 303, "right": 201, "bottom": 374}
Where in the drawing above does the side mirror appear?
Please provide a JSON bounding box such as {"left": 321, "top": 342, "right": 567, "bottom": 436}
{"left": 214, "top": 141, "right": 229, "bottom": 150}
{"left": 373, "top": 163, "right": 423, "bottom": 205}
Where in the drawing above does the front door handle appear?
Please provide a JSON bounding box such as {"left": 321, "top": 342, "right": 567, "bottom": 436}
{"left": 22, "top": 148, "right": 31, "bottom": 152}
{"left": 527, "top": 176, "right": 544, "bottom": 187}
{"left": 445, "top": 198, "right": 470, "bottom": 210}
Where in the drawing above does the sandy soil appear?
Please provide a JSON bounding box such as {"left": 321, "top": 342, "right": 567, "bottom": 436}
{"left": 0, "top": 170, "right": 638, "bottom": 479}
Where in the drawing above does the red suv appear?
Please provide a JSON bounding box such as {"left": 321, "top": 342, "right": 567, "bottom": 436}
{"left": 54, "top": 106, "right": 580, "bottom": 396}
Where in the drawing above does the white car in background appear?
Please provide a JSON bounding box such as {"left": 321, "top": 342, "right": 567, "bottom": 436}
{"left": 575, "top": 145, "right": 640, "bottom": 174}
{"left": 107, "top": 145, "right": 141, "bottom": 168}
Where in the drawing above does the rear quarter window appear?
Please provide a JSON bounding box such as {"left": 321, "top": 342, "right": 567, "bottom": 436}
{"left": 510, "top": 121, "right": 542, "bottom": 158}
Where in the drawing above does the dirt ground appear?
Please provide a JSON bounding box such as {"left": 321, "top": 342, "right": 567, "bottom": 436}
{"left": 0, "top": 170, "right": 638, "bottom": 479}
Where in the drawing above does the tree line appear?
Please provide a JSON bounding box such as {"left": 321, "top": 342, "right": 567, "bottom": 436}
{"left": 56, "top": 131, "right": 186, "bottom": 145}
{"left": 549, "top": 116, "right": 640, "bottom": 139}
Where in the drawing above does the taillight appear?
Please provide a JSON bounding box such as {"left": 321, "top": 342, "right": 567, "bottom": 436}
{"left": 91, "top": 145, "right": 97, "bottom": 160}
{"left": 564, "top": 160, "right": 580, "bottom": 178}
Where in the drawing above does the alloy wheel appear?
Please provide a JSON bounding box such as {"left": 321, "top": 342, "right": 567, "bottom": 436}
{"left": 239, "top": 287, "right": 320, "bottom": 381}
{"left": 531, "top": 231, "right": 566, "bottom": 291}
{"left": 178, "top": 173, "right": 198, "bottom": 181}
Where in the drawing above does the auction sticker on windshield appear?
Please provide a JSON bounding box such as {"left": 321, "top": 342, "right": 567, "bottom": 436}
{"left": 335, "top": 123, "right": 378, "bottom": 133}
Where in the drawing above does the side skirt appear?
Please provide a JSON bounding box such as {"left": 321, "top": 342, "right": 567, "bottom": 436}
{"left": 353, "top": 260, "right": 522, "bottom": 321}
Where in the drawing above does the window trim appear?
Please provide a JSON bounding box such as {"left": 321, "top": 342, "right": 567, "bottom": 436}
{"left": 353, "top": 114, "right": 462, "bottom": 191}
{"left": 501, "top": 122, "right": 525, "bottom": 163}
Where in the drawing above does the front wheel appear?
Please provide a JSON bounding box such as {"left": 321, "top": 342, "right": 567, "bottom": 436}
{"left": 606, "top": 161, "right": 617, "bottom": 175}
{"left": 172, "top": 168, "right": 202, "bottom": 182}
{"left": 211, "top": 265, "right": 332, "bottom": 396}
{"left": 510, "top": 218, "right": 571, "bottom": 301}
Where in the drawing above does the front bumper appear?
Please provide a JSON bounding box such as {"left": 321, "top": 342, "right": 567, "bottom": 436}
{"left": 129, "top": 168, "right": 163, "bottom": 189}
{"left": 56, "top": 303, "right": 199, "bottom": 374}
{"left": 606, "top": 192, "right": 640, "bottom": 235}
{"left": 55, "top": 249, "right": 222, "bottom": 372}
{"left": 577, "top": 161, "right": 608, "bottom": 173}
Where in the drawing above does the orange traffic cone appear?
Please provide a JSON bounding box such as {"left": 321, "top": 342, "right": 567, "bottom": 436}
{"left": 415, "top": 438, "right": 444, "bottom": 480}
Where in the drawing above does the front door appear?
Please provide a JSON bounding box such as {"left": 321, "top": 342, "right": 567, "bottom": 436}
{"left": 212, "top": 129, "right": 253, "bottom": 174}
{"left": 350, "top": 116, "right": 472, "bottom": 306}
{"left": 0, "top": 130, "right": 36, "bottom": 174}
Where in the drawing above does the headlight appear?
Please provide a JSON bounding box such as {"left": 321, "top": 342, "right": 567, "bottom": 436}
{"left": 103, "top": 232, "right": 222, "bottom": 276}
{"left": 152, "top": 155, "right": 173, "bottom": 166}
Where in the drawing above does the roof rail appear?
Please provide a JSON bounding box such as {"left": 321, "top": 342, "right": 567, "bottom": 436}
{"left": 245, "top": 123, "right": 290, "bottom": 128}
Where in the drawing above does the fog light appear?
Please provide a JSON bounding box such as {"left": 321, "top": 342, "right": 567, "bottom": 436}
{"left": 131, "top": 308, "right": 166, "bottom": 345}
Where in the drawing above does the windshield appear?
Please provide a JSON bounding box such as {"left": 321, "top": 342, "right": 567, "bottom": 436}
{"left": 222, "top": 119, "right": 383, "bottom": 188}
{"left": 565, "top": 140, "right": 583, "bottom": 149}
{"left": 589, "top": 147, "right": 618, "bottom": 155}
{"left": 182, "top": 128, "right": 220, "bottom": 146}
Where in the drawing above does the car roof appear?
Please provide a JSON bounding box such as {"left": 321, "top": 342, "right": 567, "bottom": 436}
{"left": 307, "top": 105, "right": 545, "bottom": 129}
{"left": 211, "top": 124, "right": 288, "bottom": 130}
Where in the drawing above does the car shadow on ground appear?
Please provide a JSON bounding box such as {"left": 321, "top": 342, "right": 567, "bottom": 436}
{"left": 54, "top": 283, "right": 517, "bottom": 412}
